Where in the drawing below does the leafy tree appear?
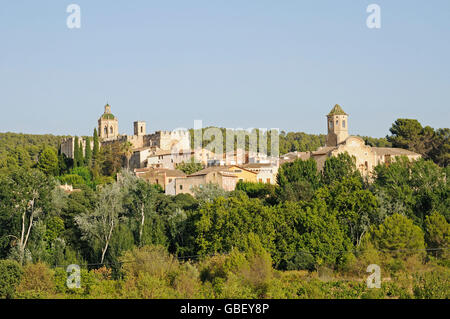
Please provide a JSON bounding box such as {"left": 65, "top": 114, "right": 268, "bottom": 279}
{"left": 293, "top": 199, "right": 351, "bottom": 268}
{"left": 316, "top": 177, "right": 379, "bottom": 246}
{"left": 120, "top": 170, "right": 160, "bottom": 245}
{"left": 75, "top": 181, "right": 124, "bottom": 264}
{"left": 235, "top": 181, "right": 277, "bottom": 204}
{"left": 192, "top": 183, "right": 229, "bottom": 203}
{"left": 98, "top": 142, "right": 123, "bottom": 177}
{"left": 37, "top": 147, "right": 59, "bottom": 176}
{"left": 194, "top": 193, "right": 276, "bottom": 258}
{"left": 120, "top": 141, "right": 134, "bottom": 170}
{"left": 0, "top": 168, "right": 54, "bottom": 263}
{"left": 321, "top": 152, "right": 360, "bottom": 185}
{"left": 373, "top": 158, "right": 449, "bottom": 224}
{"left": 276, "top": 158, "right": 321, "bottom": 202}
{"left": 176, "top": 159, "right": 204, "bottom": 175}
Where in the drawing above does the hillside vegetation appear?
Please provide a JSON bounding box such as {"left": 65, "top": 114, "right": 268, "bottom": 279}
{"left": 0, "top": 118, "right": 448, "bottom": 299}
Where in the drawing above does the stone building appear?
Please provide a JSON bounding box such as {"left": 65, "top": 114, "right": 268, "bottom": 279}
{"left": 281, "top": 105, "right": 422, "bottom": 176}
{"left": 174, "top": 167, "right": 238, "bottom": 196}
{"left": 242, "top": 163, "right": 279, "bottom": 184}
{"left": 134, "top": 168, "right": 186, "bottom": 195}
{"left": 59, "top": 136, "right": 94, "bottom": 159}
{"left": 61, "top": 103, "right": 191, "bottom": 161}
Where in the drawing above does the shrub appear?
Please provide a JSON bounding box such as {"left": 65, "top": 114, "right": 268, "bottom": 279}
{"left": 16, "top": 262, "right": 56, "bottom": 298}
{"left": 413, "top": 268, "right": 450, "bottom": 299}
{"left": 0, "top": 259, "right": 23, "bottom": 299}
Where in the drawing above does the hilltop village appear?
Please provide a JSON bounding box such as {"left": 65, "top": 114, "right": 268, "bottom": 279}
{"left": 60, "top": 104, "right": 421, "bottom": 195}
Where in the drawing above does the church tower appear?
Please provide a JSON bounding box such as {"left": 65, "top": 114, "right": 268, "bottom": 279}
{"left": 134, "top": 121, "right": 146, "bottom": 136}
{"left": 98, "top": 103, "right": 119, "bottom": 140}
{"left": 326, "top": 104, "right": 349, "bottom": 147}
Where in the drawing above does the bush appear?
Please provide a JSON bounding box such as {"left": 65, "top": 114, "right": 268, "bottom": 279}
{"left": 16, "top": 262, "right": 56, "bottom": 298}
{"left": 0, "top": 260, "right": 23, "bottom": 299}
{"left": 413, "top": 268, "right": 450, "bottom": 299}
{"left": 120, "top": 245, "right": 179, "bottom": 280}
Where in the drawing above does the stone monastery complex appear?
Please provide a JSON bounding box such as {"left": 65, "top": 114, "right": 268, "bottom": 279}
{"left": 61, "top": 104, "right": 421, "bottom": 195}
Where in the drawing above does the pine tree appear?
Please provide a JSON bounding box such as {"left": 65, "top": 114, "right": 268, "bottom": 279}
{"left": 85, "top": 137, "right": 92, "bottom": 167}
{"left": 37, "top": 147, "right": 59, "bottom": 176}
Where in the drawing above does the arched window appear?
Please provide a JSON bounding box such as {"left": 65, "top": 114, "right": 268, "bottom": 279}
{"left": 110, "top": 126, "right": 113, "bottom": 134}
{"left": 141, "top": 126, "right": 143, "bottom": 133}
{"left": 104, "top": 126, "right": 107, "bottom": 135}
{"left": 343, "top": 120, "right": 346, "bottom": 128}
{"left": 336, "top": 120, "right": 339, "bottom": 125}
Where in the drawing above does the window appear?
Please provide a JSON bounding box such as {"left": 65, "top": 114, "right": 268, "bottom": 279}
{"left": 342, "top": 120, "right": 346, "bottom": 128}
{"left": 140, "top": 127, "right": 143, "bottom": 133}
{"left": 259, "top": 178, "right": 263, "bottom": 183}
{"left": 329, "top": 120, "right": 333, "bottom": 129}
{"left": 266, "top": 178, "right": 270, "bottom": 183}
{"left": 110, "top": 126, "right": 113, "bottom": 134}
{"left": 336, "top": 120, "right": 339, "bottom": 125}
{"left": 169, "top": 179, "right": 172, "bottom": 183}
{"left": 104, "top": 126, "right": 107, "bottom": 135}
{"left": 180, "top": 185, "right": 183, "bottom": 190}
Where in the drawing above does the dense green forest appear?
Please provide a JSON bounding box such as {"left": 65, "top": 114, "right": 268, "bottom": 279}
{"left": 0, "top": 119, "right": 448, "bottom": 299}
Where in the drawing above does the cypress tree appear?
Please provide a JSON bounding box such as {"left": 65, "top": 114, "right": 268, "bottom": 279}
{"left": 79, "top": 140, "right": 85, "bottom": 166}
{"left": 73, "top": 137, "right": 79, "bottom": 167}
{"left": 93, "top": 128, "right": 100, "bottom": 161}
{"left": 85, "top": 137, "right": 92, "bottom": 167}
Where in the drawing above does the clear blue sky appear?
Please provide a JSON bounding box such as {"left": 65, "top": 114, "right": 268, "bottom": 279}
{"left": 0, "top": 0, "right": 449, "bottom": 137}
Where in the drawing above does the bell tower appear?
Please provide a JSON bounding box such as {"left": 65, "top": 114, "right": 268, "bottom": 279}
{"left": 326, "top": 104, "right": 349, "bottom": 147}
{"left": 134, "top": 121, "right": 146, "bottom": 136}
{"left": 98, "top": 103, "right": 119, "bottom": 140}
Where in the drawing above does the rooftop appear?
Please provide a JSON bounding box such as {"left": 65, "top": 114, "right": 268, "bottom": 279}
{"left": 328, "top": 104, "right": 348, "bottom": 116}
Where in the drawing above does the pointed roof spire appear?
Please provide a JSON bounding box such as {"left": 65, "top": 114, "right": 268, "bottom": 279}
{"left": 328, "top": 104, "right": 347, "bottom": 116}
{"left": 102, "top": 103, "right": 115, "bottom": 119}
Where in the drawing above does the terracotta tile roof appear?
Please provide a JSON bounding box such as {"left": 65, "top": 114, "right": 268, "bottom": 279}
{"left": 242, "top": 163, "right": 276, "bottom": 169}
{"left": 372, "top": 147, "right": 421, "bottom": 156}
{"left": 312, "top": 147, "right": 337, "bottom": 156}
{"left": 280, "top": 151, "right": 311, "bottom": 164}
{"left": 138, "top": 168, "right": 186, "bottom": 178}
{"left": 188, "top": 166, "right": 231, "bottom": 177}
